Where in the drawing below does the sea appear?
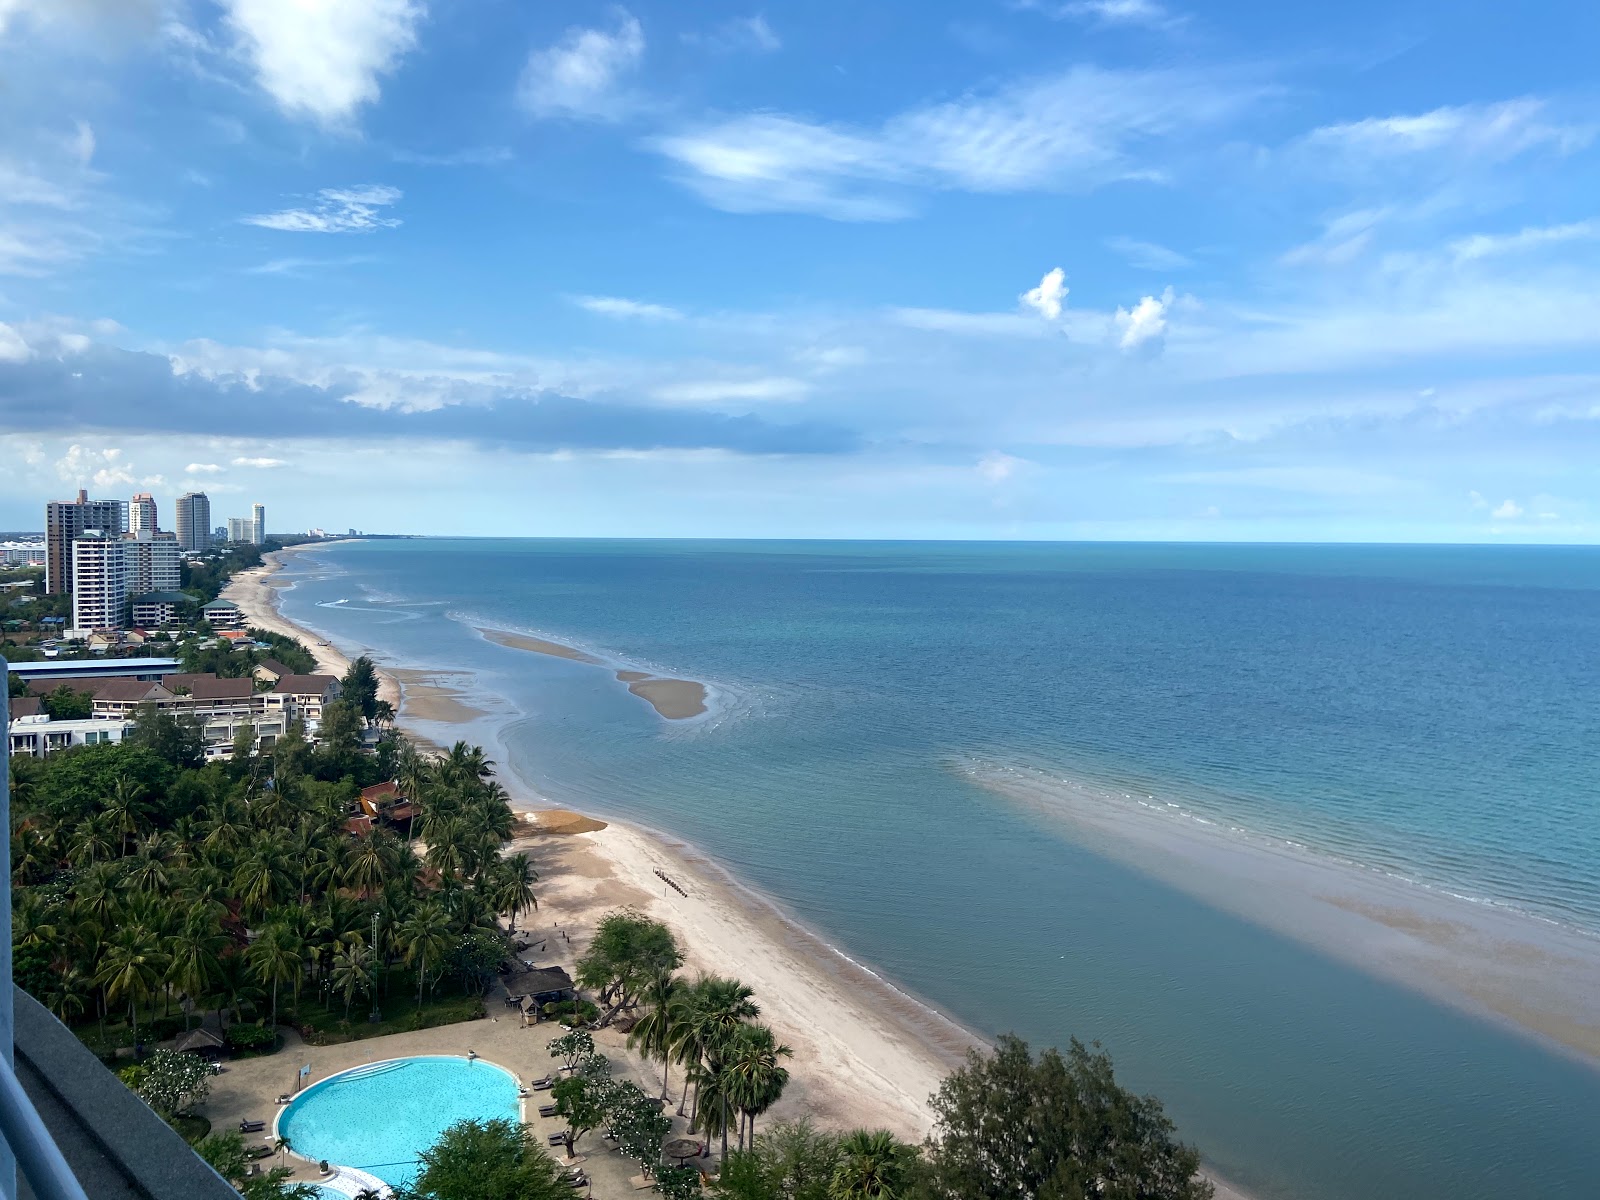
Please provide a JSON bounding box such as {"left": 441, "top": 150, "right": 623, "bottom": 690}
{"left": 271, "top": 539, "right": 1600, "bottom": 1200}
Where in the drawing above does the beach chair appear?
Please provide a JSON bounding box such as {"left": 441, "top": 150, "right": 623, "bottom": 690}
{"left": 530, "top": 1075, "right": 555, "bottom": 1090}
{"left": 539, "top": 1104, "right": 558, "bottom": 1118}
{"left": 548, "top": 1132, "right": 567, "bottom": 1146}
{"left": 238, "top": 1119, "right": 265, "bottom": 1133}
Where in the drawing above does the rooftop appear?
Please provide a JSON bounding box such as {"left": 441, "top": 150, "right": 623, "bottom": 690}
{"left": 5, "top": 657, "right": 180, "bottom": 680}
{"left": 272, "top": 674, "right": 339, "bottom": 696}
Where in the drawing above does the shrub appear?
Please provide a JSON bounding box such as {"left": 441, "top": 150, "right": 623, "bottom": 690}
{"left": 225, "top": 1023, "right": 278, "bottom": 1052}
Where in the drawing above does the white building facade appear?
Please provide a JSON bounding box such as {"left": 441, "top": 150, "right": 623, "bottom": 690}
{"left": 69, "top": 531, "right": 131, "bottom": 631}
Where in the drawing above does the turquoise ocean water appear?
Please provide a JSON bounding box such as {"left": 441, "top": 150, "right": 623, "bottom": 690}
{"left": 274, "top": 539, "right": 1600, "bottom": 1200}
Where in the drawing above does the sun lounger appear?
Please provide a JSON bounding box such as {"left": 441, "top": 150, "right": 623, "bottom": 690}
{"left": 239, "top": 1119, "right": 265, "bottom": 1133}
{"left": 245, "top": 1145, "right": 274, "bottom": 1160}
{"left": 539, "top": 1104, "right": 558, "bottom": 1118}
{"left": 548, "top": 1133, "right": 567, "bottom": 1146}
{"left": 566, "top": 1174, "right": 588, "bottom": 1188}
{"left": 530, "top": 1076, "right": 554, "bottom": 1090}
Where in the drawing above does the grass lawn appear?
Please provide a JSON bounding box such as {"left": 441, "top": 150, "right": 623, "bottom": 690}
{"left": 287, "top": 967, "right": 486, "bottom": 1045}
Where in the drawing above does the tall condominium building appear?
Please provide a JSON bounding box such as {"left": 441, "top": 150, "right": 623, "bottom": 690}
{"left": 130, "top": 491, "right": 159, "bottom": 534}
{"left": 125, "top": 529, "right": 181, "bottom": 595}
{"left": 70, "top": 530, "right": 131, "bottom": 630}
{"left": 174, "top": 491, "right": 211, "bottom": 553}
{"left": 227, "top": 517, "right": 253, "bottom": 543}
{"left": 251, "top": 502, "right": 266, "bottom": 545}
{"left": 45, "top": 489, "right": 128, "bottom": 595}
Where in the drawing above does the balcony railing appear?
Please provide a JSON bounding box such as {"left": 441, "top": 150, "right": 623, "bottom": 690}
{"left": 0, "top": 1053, "right": 90, "bottom": 1200}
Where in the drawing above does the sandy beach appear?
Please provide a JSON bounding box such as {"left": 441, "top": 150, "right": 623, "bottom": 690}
{"left": 477, "top": 626, "right": 709, "bottom": 719}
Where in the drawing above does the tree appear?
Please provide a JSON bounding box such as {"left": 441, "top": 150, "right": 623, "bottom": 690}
{"left": 246, "top": 923, "right": 303, "bottom": 1028}
{"left": 575, "top": 908, "right": 683, "bottom": 1026}
{"left": 628, "top": 970, "right": 686, "bottom": 1101}
{"left": 917, "top": 1035, "right": 1213, "bottom": 1200}
{"left": 127, "top": 704, "right": 205, "bottom": 769}
{"left": 126, "top": 1047, "right": 213, "bottom": 1118}
{"left": 658, "top": 1165, "right": 704, "bottom": 1200}
{"left": 724, "top": 1023, "right": 792, "bottom": 1149}
{"left": 341, "top": 656, "right": 381, "bottom": 722}
{"left": 551, "top": 1054, "right": 614, "bottom": 1158}
{"left": 404, "top": 1117, "right": 570, "bottom": 1200}
{"left": 493, "top": 853, "right": 539, "bottom": 933}
{"left": 606, "top": 1079, "right": 672, "bottom": 1177}
{"left": 331, "top": 944, "right": 375, "bottom": 1020}
{"left": 41, "top": 682, "right": 93, "bottom": 720}
{"left": 828, "top": 1131, "right": 918, "bottom": 1200}
{"left": 398, "top": 901, "right": 451, "bottom": 1007}
{"left": 97, "top": 925, "right": 168, "bottom": 1047}
{"left": 547, "top": 1028, "right": 595, "bottom": 1073}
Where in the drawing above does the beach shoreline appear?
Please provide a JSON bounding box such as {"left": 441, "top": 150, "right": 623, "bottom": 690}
{"left": 476, "top": 625, "right": 709, "bottom": 720}
{"left": 224, "top": 543, "right": 1255, "bottom": 1199}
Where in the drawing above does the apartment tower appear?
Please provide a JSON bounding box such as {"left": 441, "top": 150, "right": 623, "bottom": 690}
{"left": 174, "top": 491, "right": 211, "bottom": 553}
{"left": 70, "top": 530, "right": 130, "bottom": 630}
{"left": 130, "top": 492, "right": 159, "bottom": 534}
{"left": 251, "top": 502, "right": 266, "bottom": 545}
{"left": 45, "top": 490, "right": 128, "bottom": 595}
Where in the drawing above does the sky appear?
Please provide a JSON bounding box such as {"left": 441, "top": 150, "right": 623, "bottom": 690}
{"left": 1, "top": 0, "right": 1598, "bottom": 541}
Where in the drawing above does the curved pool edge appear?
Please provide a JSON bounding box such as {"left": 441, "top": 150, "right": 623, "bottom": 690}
{"left": 272, "top": 1053, "right": 527, "bottom": 1186}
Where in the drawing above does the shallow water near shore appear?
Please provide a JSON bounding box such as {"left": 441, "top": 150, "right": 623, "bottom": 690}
{"left": 272, "top": 538, "right": 1600, "bottom": 1200}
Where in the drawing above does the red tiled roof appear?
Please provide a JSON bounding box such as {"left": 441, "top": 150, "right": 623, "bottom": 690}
{"left": 360, "top": 781, "right": 401, "bottom": 800}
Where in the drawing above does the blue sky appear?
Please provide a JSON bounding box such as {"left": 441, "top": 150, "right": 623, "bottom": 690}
{"left": 1, "top": 0, "right": 1598, "bottom": 540}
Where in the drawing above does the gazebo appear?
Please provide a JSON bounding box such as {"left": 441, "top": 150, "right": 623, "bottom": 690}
{"left": 174, "top": 1026, "right": 225, "bottom": 1058}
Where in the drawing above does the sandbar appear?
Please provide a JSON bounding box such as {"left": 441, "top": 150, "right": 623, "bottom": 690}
{"left": 477, "top": 627, "right": 601, "bottom": 664}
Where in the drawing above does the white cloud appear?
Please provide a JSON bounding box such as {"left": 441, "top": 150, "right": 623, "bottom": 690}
{"left": 651, "top": 377, "right": 809, "bottom": 404}
{"left": 1022, "top": 267, "right": 1068, "bottom": 320}
{"left": 684, "top": 15, "right": 780, "bottom": 53}
{"left": 55, "top": 444, "right": 135, "bottom": 489}
{"left": 232, "top": 456, "right": 286, "bottom": 468}
{"left": 1060, "top": 0, "right": 1180, "bottom": 29}
{"left": 1114, "top": 287, "right": 1173, "bottom": 351}
{"left": 245, "top": 254, "right": 375, "bottom": 275}
{"left": 1106, "top": 236, "right": 1192, "bottom": 270}
{"left": 243, "top": 185, "right": 402, "bottom": 233}
{"left": 977, "top": 451, "right": 1029, "bottom": 483}
{"left": 1303, "top": 98, "right": 1594, "bottom": 164}
{"left": 220, "top": 0, "right": 424, "bottom": 126}
{"left": 0, "top": 321, "right": 29, "bottom": 362}
{"left": 517, "top": 11, "right": 644, "bottom": 121}
{"left": 1280, "top": 208, "right": 1389, "bottom": 268}
{"left": 654, "top": 65, "right": 1261, "bottom": 219}
{"left": 1491, "top": 499, "right": 1523, "bottom": 519}
{"left": 68, "top": 121, "right": 95, "bottom": 167}
{"left": 890, "top": 307, "right": 1049, "bottom": 338}
{"left": 575, "top": 295, "right": 683, "bottom": 320}
{"left": 1468, "top": 490, "right": 1489, "bottom": 510}
{"left": 1450, "top": 219, "right": 1600, "bottom": 262}
{"left": 185, "top": 462, "right": 223, "bottom": 474}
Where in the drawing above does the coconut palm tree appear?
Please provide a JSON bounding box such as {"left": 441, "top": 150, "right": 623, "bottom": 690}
{"left": 68, "top": 812, "right": 118, "bottom": 867}
{"left": 246, "top": 923, "right": 303, "bottom": 1029}
{"left": 168, "top": 914, "right": 227, "bottom": 1028}
{"left": 397, "top": 901, "right": 451, "bottom": 1007}
{"left": 330, "top": 944, "right": 375, "bottom": 1021}
{"left": 828, "top": 1131, "right": 917, "bottom": 1200}
{"left": 626, "top": 970, "right": 685, "bottom": 1102}
{"left": 96, "top": 925, "right": 167, "bottom": 1048}
{"left": 725, "top": 1022, "right": 793, "bottom": 1149}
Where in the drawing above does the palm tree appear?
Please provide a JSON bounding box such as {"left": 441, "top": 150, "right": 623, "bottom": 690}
{"left": 725, "top": 1023, "right": 793, "bottom": 1149}
{"left": 101, "top": 775, "right": 150, "bottom": 854}
{"left": 397, "top": 902, "right": 451, "bottom": 1008}
{"left": 68, "top": 812, "right": 118, "bottom": 867}
{"left": 424, "top": 818, "right": 469, "bottom": 880}
{"left": 246, "top": 923, "right": 303, "bottom": 1029}
{"left": 345, "top": 831, "right": 396, "bottom": 896}
{"left": 330, "top": 944, "right": 375, "bottom": 1021}
{"left": 679, "top": 975, "right": 760, "bottom": 1158}
{"left": 828, "top": 1131, "right": 916, "bottom": 1200}
{"left": 627, "top": 970, "right": 685, "bottom": 1102}
{"left": 168, "top": 914, "right": 227, "bottom": 1028}
{"left": 96, "top": 926, "right": 167, "bottom": 1048}
{"left": 124, "top": 833, "right": 172, "bottom": 894}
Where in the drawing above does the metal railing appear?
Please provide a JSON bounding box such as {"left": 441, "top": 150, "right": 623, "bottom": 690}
{"left": 0, "top": 1041, "right": 91, "bottom": 1200}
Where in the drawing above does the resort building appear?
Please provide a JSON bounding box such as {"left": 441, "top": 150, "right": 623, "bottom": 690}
{"left": 6, "top": 657, "right": 180, "bottom": 685}
{"left": 1, "top": 539, "right": 47, "bottom": 566}
{"left": 130, "top": 491, "right": 159, "bottom": 534}
{"left": 226, "top": 517, "right": 253, "bottom": 543}
{"left": 201, "top": 597, "right": 245, "bottom": 629}
{"left": 70, "top": 529, "right": 130, "bottom": 631}
{"left": 174, "top": 491, "right": 212, "bottom": 553}
{"left": 6, "top": 698, "right": 132, "bottom": 758}
{"left": 252, "top": 502, "right": 266, "bottom": 544}
{"left": 125, "top": 528, "right": 182, "bottom": 595}
{"left": 45, "top": 489, "right": 128, "bottom": 594}
{"left": 129, "top": 590, "right": 191, "bottom": 627}
{"left": 270, "top": 674, "right": 342, "bottom": 733}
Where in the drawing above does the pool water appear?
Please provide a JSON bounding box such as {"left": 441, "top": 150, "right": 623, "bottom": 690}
{"left": 277, "top": 1056, "right": 522, "bottom": 1187}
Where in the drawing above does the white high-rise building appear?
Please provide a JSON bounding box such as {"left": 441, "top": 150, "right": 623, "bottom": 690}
{"left": 71, "top": 530, "right": 131, "bottom": 631}
{"left": 130, "top": 492, "right": 158, "bottom": 534}
{"left": 251, "top": 502, "right": 266, "bottom": 545}
{"left": 227, "top": 517, "right": 253, "bottom": 543}
{"left": 125, "top": 529, "right": 181, "bottom": 595}
{"left": 174, "top": 492, "right": 211, "bottom": 553}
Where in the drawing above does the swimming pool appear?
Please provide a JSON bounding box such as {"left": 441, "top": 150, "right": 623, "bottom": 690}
{"left": 277, "top": 1056, "right": 522, "bottom": 1187}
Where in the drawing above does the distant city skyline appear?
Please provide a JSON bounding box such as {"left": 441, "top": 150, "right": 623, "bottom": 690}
{"left": 1, "top": 1, "right": 1597, "bottom": 542}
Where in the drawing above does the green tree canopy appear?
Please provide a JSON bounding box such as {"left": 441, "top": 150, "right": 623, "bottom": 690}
{"left": 126, "top": 705, "right": 205, "bottom": 769}
{"left": 575, "top": 907, "right": 683, "bottom": 1025}
{"left": 917, "top": 1035, "right": 1212, "bottom": 1200}
{"left": 341, "top": 656, "right": 381, "bottom": 721}
{"left": 400, "top": 1117, "right": 570, "bottom": 1200}
{"left": 41, "top": 682, "right": 93, "bottom": 720}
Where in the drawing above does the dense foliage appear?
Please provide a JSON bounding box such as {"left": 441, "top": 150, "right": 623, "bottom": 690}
{"left": 710, "top": 1120, "right": 918, "bottom": 1200}
{"left": 576, "top": 906, "right": 685, "bottom": 1025}
{"left": 196, "top": 1131, "right": 320, "bottom": 1200}
{"left": 397, "top": 1117, "right": 571, "bottom": 1200}
{"left": 10, "top": 713, "right": 534, "bottom": 1056}
{"left": 916, "top": 1035, "right": 1213, "bottom": 1200}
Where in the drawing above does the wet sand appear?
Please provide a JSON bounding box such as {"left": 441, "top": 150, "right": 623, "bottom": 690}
{"left": 974, "top": 765, "right": 1600, "bottom": 1068}
{"left": 476, "top": 625, "right": 708, "bottom": 720}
